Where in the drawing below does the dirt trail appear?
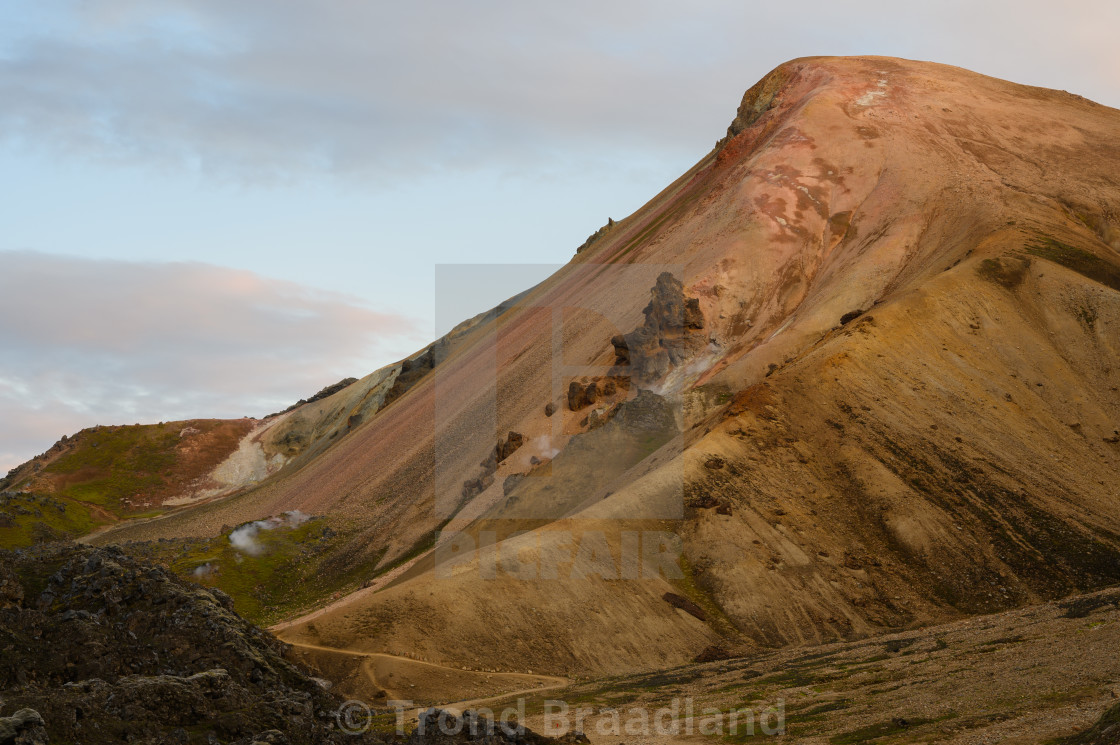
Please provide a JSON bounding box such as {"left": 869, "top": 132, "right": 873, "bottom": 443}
{"left": 284, "top": 640, "right": 568, "bottom": 713}
{"left": 269, "top": 554, "right": 426, "bottom": 634}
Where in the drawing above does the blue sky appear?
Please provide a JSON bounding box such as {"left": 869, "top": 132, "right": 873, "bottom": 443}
{"left": 1, "top": 0, "right": 1118, "bottom": 472}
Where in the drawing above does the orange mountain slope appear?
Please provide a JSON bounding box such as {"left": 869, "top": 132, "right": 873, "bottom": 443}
{"left": 94, "top": 56, "right": 1120, "bottom": 678}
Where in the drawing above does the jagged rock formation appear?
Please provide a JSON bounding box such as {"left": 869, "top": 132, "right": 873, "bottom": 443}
{"left": 463, "top": 432, "right": 524, "bottom": 500}
{"left": 574, "top": 217, "right": 615, "bottom": 254}
{"left": 382, "top": 346, "right": 439, "bottom": 410}
{"left": 0, "top": 544, "right": 379, "bottom": 744}
{"left": 496, "top": 432, "right": 524, "bottom": 463}
{"left": 567, "top": 378, "right": 624, "bottom": 414}
{"left": 611, "top": 272, "right": 705, "bottom": 387}
{"left": 266, "top": 377, "right": 360, "bottom": 419}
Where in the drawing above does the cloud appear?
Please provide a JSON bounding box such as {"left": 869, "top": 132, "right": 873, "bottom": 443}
{"left": 0, "top": 1, "right": 732, "bottom": 182}
{"left": 0, "top": 251, "right": 423, "bottom": 473}
{"left": 3, "top": 1, "right": 1114, "bottom": 184}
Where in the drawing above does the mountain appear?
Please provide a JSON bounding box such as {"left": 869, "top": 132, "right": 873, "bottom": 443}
{"left": 8, "top": 55, "right": 1120, "bottom": 691}
{"left": 268, "top": 55, "right": 1120, "bottom": 678}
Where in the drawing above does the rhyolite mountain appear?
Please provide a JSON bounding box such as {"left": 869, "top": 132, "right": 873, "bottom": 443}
{"left": 6, "top": 56, "right": 1120, "bottom": 683}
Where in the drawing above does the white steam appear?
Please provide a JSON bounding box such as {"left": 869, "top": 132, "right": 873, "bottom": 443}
{"left": 191, "top": 562, "right": 215, "bottom": 578}
{"left": 533, "top": 435, "right": 560, "bottom": 459}
{"left": 228, "top": 510, "right": 312, "bottom": 555}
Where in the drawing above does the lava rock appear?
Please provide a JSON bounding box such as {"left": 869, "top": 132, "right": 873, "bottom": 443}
{"left": 0, "top": 709, "right": 46, "bottom": 745}
{"left": 662, "top": 592, "right": 708, "bottom": 621}
{"left": 0, "top": 544, "right": 380, "bottom": 744}
{"left": 614, "top": 273, "right": 706, "bottom": 386}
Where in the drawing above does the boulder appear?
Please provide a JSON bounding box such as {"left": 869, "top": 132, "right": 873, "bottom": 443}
{"left": 0, "top": 709, "right": 46, "bottom": 745}
{"left": 567, "top": 381, "right": 584, "bottom": 411}
{"left": 662, "top": 592, "right": 708, "bottom": 622}
{"left": 567, "top": 381, "right": 600, "bottom": 411}
{"left": 498, "top": 432, "right": 524, "bottom": 462}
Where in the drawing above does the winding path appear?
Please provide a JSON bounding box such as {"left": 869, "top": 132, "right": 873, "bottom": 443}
{"left": 284, "top": 640, "right": 569, "bottom": 715}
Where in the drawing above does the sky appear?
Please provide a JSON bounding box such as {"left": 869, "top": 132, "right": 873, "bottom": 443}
{"left": 1, "top": 1, "right": 1118, "bottom": 473}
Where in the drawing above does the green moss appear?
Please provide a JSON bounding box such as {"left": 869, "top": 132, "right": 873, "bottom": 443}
{"left": 1026, "top": 237, "right": 1120, "bottom": 292}
{"left": 755, "top": 666, "right": 838, "bottom": 690}
{"left": 127, "top": 518, "right": 385, "bottom": 626}
{"left": 0, "top": 493, "right": 98, "bottom": 548}
{"left": 44, "top": 424, "right": 181, "bottom": 512}
{"left": 676, "top": 553, "right": 740, "bottom": 637}
{"left": 976, "top": 257, "right": 1030, "bottom": 289}
{"left": 603, "top": 185, "right": 707, "bottom": 266}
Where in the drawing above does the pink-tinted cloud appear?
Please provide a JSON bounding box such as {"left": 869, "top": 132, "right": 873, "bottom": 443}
{"left": 0, "top": 251, "right": 424, "bottom": 473}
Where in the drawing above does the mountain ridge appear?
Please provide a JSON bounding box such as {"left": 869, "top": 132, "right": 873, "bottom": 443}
{"left": 5, "top": 55, "right": 1120, "bottom": 682}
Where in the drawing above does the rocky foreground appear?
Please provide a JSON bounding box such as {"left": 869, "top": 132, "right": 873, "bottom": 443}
{"left": 0, "top": 544, "right": 584, "bottom": 744}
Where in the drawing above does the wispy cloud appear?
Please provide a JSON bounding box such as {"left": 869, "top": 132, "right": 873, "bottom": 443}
{"left": 3, "top": 1, "right": 1115, "bottom": 184}
{"left": 0, "top": 251, "right": 422, "bottom": 473}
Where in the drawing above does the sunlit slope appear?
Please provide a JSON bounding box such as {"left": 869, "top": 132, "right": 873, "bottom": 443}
{"left": 108, "top": 56, "right": 1120, "bottom": 676}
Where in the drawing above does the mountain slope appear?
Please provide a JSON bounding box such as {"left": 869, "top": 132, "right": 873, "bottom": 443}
{"left": 98, "top": 56, "right": 1120, "bottom": 678}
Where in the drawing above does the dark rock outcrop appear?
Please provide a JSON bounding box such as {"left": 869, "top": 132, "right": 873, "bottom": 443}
{"left": 567, "top": 381, "right": 599, "bottom": 412}
{"left": 462, "top": 472, "right": 496, "bottom": 501}
{"left": 693, "top": 644, "right": 732, "bottom": 664}
{"left": 382, "top": 346, "right": 439, "bottom": 409}
{"left": 575, "top": 217, "right": 615, "bottom": 255}
{"left": 267, "top": 377, "right": 359, "bottom": 418}
{"left": 0, "top": 544, "right": 381, "bottom": 744}
{"left": 496, "top": 432, "right": 524, "bottom": 463}
{"left": 0, "top": 560, "right": 23, "bottom": 609}
{"left": 587, "top": 406, "right": 616, "bottom": 430}
{"left": 662, "top": 592, "right": 707, "bottom": 622}
{"left": 725, "top": 65, "right": 790, "bottom": 139}
{"left": 612, "top": 272, "right": 705, "bottom": 387}
{"left": 0, "top": 709, "right": 46, "bottom": 745}
{"left": 464, "top": 433, "right": 524, "bottom": 500}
